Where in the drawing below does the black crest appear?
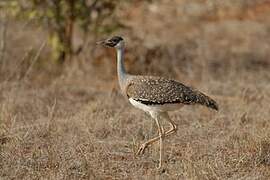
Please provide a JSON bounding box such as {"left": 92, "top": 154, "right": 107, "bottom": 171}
{"left": 103, "top": 36, "right": 123, "bottom": 47}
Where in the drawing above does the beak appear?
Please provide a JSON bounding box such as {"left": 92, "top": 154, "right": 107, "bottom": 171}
{"left": 96, "top": 40, "right": 106, "bottom": 45}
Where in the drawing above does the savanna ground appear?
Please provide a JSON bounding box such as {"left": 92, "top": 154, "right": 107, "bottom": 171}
{"left": 1, "top": 0, "right": 270, "bottom": 179}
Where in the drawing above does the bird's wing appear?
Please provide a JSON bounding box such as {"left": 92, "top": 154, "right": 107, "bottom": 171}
{"left": 126, "top": 76, "right": 218, "bottom": 110}
{"left": 126, "top": 76, "right": 194, "bottom": 104}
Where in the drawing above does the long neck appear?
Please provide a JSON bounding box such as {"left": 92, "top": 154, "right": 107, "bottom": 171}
{"left": 116, "top": 47, "right": 128, "bottom": 92}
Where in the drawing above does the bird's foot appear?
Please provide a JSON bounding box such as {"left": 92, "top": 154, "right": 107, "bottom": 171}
{"left": 136, "top": 143, "right": 148, "bottom": 155}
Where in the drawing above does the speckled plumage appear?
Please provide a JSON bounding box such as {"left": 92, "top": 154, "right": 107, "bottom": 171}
{"left": 126, "top": 76, "right": 218, "bottom": 111}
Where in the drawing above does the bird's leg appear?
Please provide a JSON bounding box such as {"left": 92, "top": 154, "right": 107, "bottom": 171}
{"left": 161, "top": 112, "right": 178, "bottom": 136}
{"left": 154, "top": 116, "right": 164, "bottom": 169}
{"left": 136, "top": 113, "right": 177, "bottom": 155}
{"left": 136, "top": 122, "right": 176, "bottom": 155}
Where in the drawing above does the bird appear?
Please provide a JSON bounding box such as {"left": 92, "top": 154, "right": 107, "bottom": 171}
{"left": 97, "top": 36, "right": 218, "bottom": 169}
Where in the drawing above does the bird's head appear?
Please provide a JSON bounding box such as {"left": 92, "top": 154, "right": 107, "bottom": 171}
{"left": 97, "top": 36, "right": 124, "bottom": 49}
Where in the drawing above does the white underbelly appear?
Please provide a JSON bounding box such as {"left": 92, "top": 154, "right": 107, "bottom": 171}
{"left": 129, "top": 98, "right": 183, "bottom": 113}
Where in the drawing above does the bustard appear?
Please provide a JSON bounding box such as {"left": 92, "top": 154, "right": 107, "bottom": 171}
{"left": 97, "top": 36, "right": 218, "bottom": 169}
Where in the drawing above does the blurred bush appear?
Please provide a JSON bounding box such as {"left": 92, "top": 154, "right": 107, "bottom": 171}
{"left": 0, "top": 0, "right": 123, "bottom": 64}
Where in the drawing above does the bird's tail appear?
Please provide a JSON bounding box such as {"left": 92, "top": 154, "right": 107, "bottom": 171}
{"left": 195, "top": 91, "right": 219, "bottom": 111}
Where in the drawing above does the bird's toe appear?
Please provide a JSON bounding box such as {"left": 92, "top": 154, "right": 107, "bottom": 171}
{"left": 136, "top": 143, "right": 148, "bottom": 155}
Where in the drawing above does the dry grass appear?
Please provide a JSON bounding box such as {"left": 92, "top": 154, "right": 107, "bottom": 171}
{"left": 1, "top": 0, "right": 270, "bottom": 179}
